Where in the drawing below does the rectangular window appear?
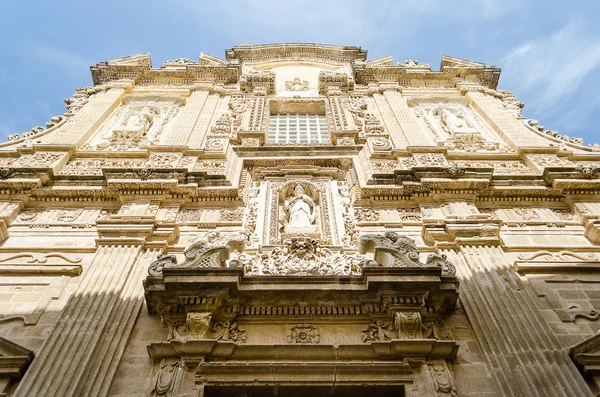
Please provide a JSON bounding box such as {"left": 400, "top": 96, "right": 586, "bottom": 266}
{"left": 267, "top": 114, "right": 329, "bottom": 144}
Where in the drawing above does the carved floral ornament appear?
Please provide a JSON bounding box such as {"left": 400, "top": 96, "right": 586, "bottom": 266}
{"left": 147, "top": 231, "right": 456, "bottom": 278}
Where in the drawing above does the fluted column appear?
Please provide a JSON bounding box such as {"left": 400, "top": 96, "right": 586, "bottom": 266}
{"left": 443, "top": 245, "right": 591, "bottom": 397}
{"left": 14, "top": 243, "right": 157, "bottom": 397}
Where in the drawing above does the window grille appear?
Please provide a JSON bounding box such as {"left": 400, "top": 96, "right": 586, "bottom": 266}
{"left": 267, "top": 114, "right": 329, "bottom": 144}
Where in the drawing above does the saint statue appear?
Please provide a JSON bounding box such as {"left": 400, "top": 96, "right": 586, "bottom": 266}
{"left": 438, "top": 108, "right": 471, "bottom": 132}
{"left": 284, "top": 184, "right": 315, "bottom": 228}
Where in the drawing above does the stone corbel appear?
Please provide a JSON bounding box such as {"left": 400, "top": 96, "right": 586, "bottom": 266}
{"left": 573, "top": 203, "right": 600, "bottom": 244}
{"left": 0, "top": 201, "right": 22, "bottom": 243}
{"left": 585, "top": 219, "right": 600, "bottom": 244}
{"left": 426, "top": 359, "right": 458, "bottom": 396}
{"left": 394, "top": 311, "right": 424, "bottom": 339}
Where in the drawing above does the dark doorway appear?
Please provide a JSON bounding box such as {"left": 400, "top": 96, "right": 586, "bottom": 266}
{"left": 204, "top": 385, "right": 405, "bottom": 397}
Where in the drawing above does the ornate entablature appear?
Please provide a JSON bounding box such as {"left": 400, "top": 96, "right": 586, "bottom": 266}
{"left": 143, "top": 230, "right": 460, "bottom": 394}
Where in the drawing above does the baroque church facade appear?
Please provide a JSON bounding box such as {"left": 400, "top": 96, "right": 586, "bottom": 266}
{"left": 1, "top": 43, "right": 600, "bottom": 396}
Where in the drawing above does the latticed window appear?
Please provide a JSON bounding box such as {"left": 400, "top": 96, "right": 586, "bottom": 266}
{"left": 267, "top": 114, "right": 329, "bottom": 144}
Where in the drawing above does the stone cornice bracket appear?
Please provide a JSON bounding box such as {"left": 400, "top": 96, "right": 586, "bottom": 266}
{"left": 421, "top": 218, "right": 503, "bottom": 248}
{"left": 90, "top": 53, "right": 152, "bottom": 86}
{"left": 147, "top": 232, "right": 245, "bottom": 276}
{"left": 96, "top": 218, "right": 179, "bottom": 251}
{"left": 318, "top": 70, "right": 354, "bottom": 96}
{"left": 239, "top": 70, "right": 275, "bottom": 96}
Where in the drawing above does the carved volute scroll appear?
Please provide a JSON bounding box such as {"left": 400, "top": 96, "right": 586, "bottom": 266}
{"left": 147, "top": 232, "right": 245, "bottom": 276}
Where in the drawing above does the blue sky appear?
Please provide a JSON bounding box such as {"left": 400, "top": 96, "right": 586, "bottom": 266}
{"left": 1, "top": 0, "right": 599, "bottom": 145}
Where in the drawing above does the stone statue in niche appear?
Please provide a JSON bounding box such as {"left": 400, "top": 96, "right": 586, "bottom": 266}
{"left": 284, "top": 184, "right": 316, "bottom": 228}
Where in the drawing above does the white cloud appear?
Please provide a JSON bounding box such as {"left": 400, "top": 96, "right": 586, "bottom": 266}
{"left": 501, "top": 19, "right": 600, "bottom": 110}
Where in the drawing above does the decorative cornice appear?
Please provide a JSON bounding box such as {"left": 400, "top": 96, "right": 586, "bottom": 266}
{"left": 225, "top": 43, "right": 368, "bottom": 64}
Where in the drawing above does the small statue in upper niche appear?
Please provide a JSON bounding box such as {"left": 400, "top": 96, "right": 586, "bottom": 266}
{"left": 284, "top": 184, "right": 316, "bottom": 228}
{"left": 285, "top": 77, "right": 309, "bottom": 91}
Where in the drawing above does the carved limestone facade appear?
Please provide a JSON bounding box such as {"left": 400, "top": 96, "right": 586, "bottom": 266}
{"left": 0, "top": 43, "right": 599, "bottom": 397}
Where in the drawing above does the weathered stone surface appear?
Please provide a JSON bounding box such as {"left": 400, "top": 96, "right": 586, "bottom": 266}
{"left": 0, "top": 43, "right": 597, "bottom": 397}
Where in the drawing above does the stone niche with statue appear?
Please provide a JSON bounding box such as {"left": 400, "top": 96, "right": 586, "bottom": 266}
{"left": 280, "top": 181, "right": 320, "bottom": 239}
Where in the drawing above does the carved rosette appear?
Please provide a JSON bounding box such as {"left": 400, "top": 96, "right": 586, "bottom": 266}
{"left": 287, "top": 324, "right": 320, "bottom": 344}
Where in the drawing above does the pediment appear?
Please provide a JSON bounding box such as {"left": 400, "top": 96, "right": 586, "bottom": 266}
{"left": 0, "top": 337, "right": 34, "bottom": 378}
{"left": 570, "top": 333, "right": 600, "bottom": 390}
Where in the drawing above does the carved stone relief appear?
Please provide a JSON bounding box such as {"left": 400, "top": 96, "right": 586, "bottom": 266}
{"left": 427, "top": 360, "right": 458, "bottom": 396}
{"left": 347, "top": 95, "right": 385, "bottom": 137}
{"left": 14, "top": 152, "right": 64, "bottom": 168}
{"left": 287, "top": 324, "right": 320, "bottom": 344}
{"left": 83, "top": 97, "right": 183, "bottom": 150}
{"left": 243, "top": 182, "right": 260, "bottom": 247}
{"left": 13, "top": 207, "right": 103, "bottom": 228}
{"left": 236, "top": 237, "right": 367, "bottom": 276}
{"left": 361, "top": 321, "right": 394, "bottom": 342}
{"left": 151, "top": 359, "right": 181, "bottom": 397}
{"left": 285, "top": 77, "right": 309, "bottom": 91}
{"left": 412, "top": 101, "right": 510, "bottom": 152}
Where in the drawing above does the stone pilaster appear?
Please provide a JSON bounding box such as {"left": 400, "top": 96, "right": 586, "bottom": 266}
{"left": 381, "top": 90, "right": 436, "bottom": 147}
{"left": 13, "top": 242, "right": 157, "bottom": 397}
{"left": 443, "top": 245, "right": 591, "bottom": 396}
{"left": 160, "top": 90, "right": 209, "bottom": 146}
{"left": 44, "top": 88, "right": 125, "bottom": 147}
{"left": 187, "top": 93, "right": 220, "bottom": 149}
{"left": 466, "top": 91, "right": 550, "bottom": 148}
